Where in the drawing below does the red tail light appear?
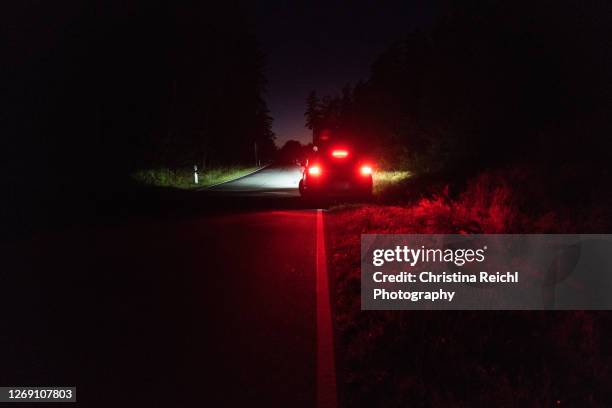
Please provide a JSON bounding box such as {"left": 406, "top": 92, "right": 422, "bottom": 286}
{"left": 308, "top": 165, "right": 322, "bottom": 176}
{"left": 331, "top": 149, "right": 349, "bottom": 158}
{"left": 360, "top": 165, "right": 373, "bottom": 176}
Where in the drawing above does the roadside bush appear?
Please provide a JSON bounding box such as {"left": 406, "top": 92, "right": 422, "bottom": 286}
{"left": 327, "top": 167, "right": 612, "bottom": 407}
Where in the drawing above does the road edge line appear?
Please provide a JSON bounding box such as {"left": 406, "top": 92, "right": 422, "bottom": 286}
{"left": 197, "top": 165, "right": 269, "bottom": 190}
{"left": 316, "top": 209, "right": 339, "bottom": 408}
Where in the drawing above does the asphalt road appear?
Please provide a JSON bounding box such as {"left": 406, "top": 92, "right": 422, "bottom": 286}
{"left": 207, "top": 164, "right": 302, "bottom": 195}
{"left": 0, "top": 165, "right": 331, "bottom": 407}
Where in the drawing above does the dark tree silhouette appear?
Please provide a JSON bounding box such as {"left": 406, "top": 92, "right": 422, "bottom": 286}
{"left": 1, "top": 1, "right": 277, "bottom": 230}
{"left": 304, "top": 90, "right": 323, "bottom": 141}
{"left": 307, "top": 1, "right": 612, "bottom": 177}
{"left": 277, "top": 140, "right": 304, "bottom": 164}
{"left": 2, "top": 2, "right": 275, "bottom": 189}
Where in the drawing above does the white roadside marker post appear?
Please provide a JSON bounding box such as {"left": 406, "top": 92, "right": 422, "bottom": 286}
{"left": 194, "top": 165, "right": 199, "bottom": 184}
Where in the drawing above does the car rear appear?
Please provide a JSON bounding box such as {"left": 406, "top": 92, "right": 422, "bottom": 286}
{"left": 300, "top": 148, "right": 373, "bottom": 198}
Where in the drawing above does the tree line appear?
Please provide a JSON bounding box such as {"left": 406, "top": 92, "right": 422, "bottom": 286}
{"left": 2, "top": 1, "right": 276, "bottom": 195}
{"left": 304, "top": 1, "right": 612, "bottom": 178}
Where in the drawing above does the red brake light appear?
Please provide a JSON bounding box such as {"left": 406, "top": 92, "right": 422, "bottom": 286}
{"left": 360, "top": 165, "right": 373, "bottom": 176}
{"left": 331, "top": 149, "right": 349, "bottom": 158}
{"left": 308, "top": 165, "right": 321, "bottom": 176}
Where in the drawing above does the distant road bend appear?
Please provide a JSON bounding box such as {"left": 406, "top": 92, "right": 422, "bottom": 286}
{"left": 207, "top": 163, "right": 302, "bottom": 196}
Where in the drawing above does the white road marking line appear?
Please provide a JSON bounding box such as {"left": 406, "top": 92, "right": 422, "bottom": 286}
{"left": 316, "top": 209, "right": 338, "bottom": 408}
{"left": 198, "top": 165, "right": 269, "bottom": 190}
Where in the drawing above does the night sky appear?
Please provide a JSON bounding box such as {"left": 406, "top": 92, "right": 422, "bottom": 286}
{"left": 249, "top": 1, "right": 445, "bottom": 147}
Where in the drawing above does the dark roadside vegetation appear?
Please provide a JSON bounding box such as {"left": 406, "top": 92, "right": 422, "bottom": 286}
{"left": 1, "top": 2, "right": 277, "bottom": 239}
{"left": 310, "top": 2, "right": 612, "bottom": 406}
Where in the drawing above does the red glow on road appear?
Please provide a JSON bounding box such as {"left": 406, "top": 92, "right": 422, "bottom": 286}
{"left": 316, "top": 209, "right": 338, "bottom": 407}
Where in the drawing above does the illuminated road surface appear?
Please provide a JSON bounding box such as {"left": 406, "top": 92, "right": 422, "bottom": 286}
{"left": 208, "top": 164, "right": 302, "bottom": 195}
{"left": 0, "top": 164, "right": 331, "bottom": 407}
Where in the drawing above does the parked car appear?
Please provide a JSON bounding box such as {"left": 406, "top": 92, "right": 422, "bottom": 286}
{"left": 298, "top": 145, "right": 373, "bottom": 198}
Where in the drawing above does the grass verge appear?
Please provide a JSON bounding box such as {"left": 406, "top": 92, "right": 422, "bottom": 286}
{"left": 326, "top": 168, "right": 612, "bottom": 406}
{"left": 372, "top": 170, "right": 411, "bottom": 196}
{"left": 131, "top": 166, "right": 259, "bottom": 189}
